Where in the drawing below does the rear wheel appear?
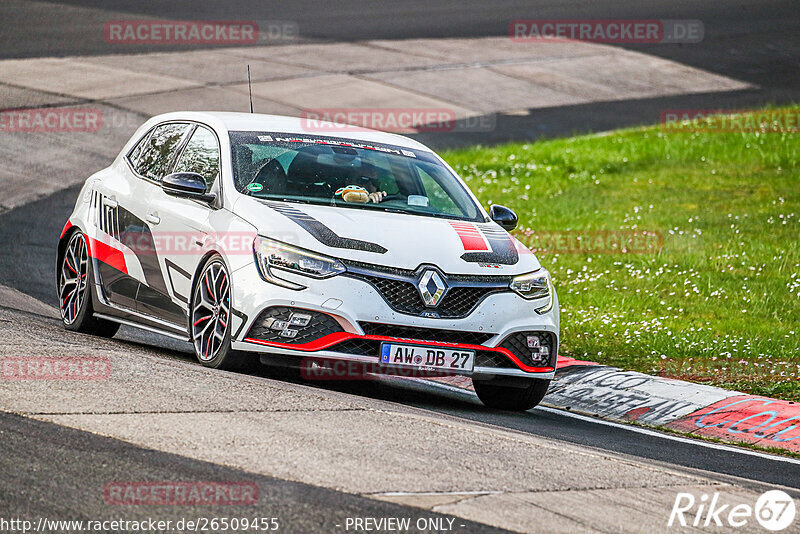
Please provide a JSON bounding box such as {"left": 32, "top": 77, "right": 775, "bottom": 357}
{"left": 190, "top": 256, "right": 251, "bottom": 370}
{"left": 58, "top": 231, "right": 120, "bottom": 337}
{"left": 473, "top": 377, "right": 550, "bottom": 411}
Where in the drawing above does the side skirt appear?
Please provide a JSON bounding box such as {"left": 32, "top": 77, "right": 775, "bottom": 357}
{"left": 90, "top": 274, "right": 190, "bottom": 342}
{"left": 94, "top": 312, "right": 190, "bottom": 342}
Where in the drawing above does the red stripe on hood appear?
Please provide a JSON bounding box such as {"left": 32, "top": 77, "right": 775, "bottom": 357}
{"left": 449, "top": 222, "right": 490, "bottom": 251}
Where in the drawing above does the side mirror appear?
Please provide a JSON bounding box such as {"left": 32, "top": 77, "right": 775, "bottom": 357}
{"left": 162, "top": 172, "right": 215, "bottom": 203}
{"left": 489, "top": 205, "right": 518, "bottom": 231}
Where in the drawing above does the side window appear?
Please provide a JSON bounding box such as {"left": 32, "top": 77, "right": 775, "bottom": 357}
{"left": 174, "top": 126, "right": 221, "bottom": 190}
{"left": 132, "top": 123, "right": 190, "bottom": 182}
{"left": 127, "top": 128, "right": 153, "bottom": 170}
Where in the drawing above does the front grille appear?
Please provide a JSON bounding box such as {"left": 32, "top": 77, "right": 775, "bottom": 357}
{"left": 345, "top": 263, "right": 510, "bottom": 319}
{"left": 353, "top": 274, "right": 502, "bottom": 318}
{"left": 439, "top": 286, "right": 501, "bottom": 317}
{"left": 475, "top": 351, "right": 516, "bottom": 368}
{"left": 359, "top": 322, "right": 494, "bottom": 346}
{"left": 328, "top": 338, "right": 381, "bottom": 356}
{"left": 246, "top": 307, "right": 342, "bottom": 344}
{"left": 499, "top": 331, "right": 557, "bottom": 367}
{"left": 366, "top": 276, "right": 422, "bottom": 315}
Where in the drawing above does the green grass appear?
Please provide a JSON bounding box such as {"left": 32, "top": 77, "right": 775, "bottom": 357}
{"left": 442, "top": 106, "right": 800, "bottom": 400}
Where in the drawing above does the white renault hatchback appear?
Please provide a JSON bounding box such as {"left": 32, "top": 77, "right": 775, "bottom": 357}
{"left": 57, "top": 112, "right": 559, "bottom": 410}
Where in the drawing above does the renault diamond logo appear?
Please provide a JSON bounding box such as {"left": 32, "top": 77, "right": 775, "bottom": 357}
{"left": 418, "top": 270, "right": 447, "bottom": 307}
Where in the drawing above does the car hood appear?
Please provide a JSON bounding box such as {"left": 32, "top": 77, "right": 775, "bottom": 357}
{"left": 232, "top": 196, "right": 541, "bottom": 275}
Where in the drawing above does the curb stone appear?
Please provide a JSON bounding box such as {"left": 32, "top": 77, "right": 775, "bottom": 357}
{"left": 426, "top": 357, "right": 800, "bottom": 454}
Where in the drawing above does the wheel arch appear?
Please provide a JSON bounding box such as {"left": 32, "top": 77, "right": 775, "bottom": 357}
{"left": 188, "top": 249, "right": 234, "bottom": 321}
{"left": 55, "top": 223, "right": 83, "bottom": 292}
{"left": 187, "top": 249, "right": 247, "bottom": 369}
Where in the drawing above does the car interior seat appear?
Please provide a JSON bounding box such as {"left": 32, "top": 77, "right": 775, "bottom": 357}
{"left": 252, "top": 159, "right": 288, "bottom": 195}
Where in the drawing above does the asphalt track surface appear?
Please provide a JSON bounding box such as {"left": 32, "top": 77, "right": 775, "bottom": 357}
{"left": 2, "top": 2, "right": 800, "bottom": 529}
{"left": 0, "top": 186, "right": 798, "bottom": 497}
{"left": 1, "top": 0, "right": 799, "bottom": 146}
{"left": 3, "top": 0, "right": 799, "bottom": 94}
{"left": 0, "top": 412, "right": 508, "bottom": 533}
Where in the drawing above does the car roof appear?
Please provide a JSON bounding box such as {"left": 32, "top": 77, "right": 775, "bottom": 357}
{"left": 146, "top": 111, "right": 433, "bottom": 152}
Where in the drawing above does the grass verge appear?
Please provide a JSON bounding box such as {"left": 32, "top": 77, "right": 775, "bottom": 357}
{"left": 442, "top": 106, "right": 800, "bottom": 400}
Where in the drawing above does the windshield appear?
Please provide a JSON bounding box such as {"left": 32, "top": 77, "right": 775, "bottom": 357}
{"left": 229, "top": 131, "right": 483, "bottom": 222}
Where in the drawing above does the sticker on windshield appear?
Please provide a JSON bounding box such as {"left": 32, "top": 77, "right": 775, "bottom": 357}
{"left": 257, "top": 135, "right": 273, "bottom": 142}
{"left": 246, "top": 182, "right": 264, "bottom": 192}
{"left": 268, "top": 135, "right": 417, "bottom": 158}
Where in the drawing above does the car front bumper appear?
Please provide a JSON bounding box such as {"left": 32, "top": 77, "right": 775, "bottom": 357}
{"left": 229, "top": 261, "right": 559, "bottom": 379}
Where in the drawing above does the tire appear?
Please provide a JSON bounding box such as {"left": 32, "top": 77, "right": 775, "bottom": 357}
{"left": 58, "top": 231, "right": 120, "bottom": 338}
{"left": 190, "top": 255, "right": 252, "bottom": 371}
{"left": 473, "top": 377, "right": 550, "bottom": 411}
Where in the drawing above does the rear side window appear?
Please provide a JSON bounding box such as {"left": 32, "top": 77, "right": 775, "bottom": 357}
{"left": 130, "top": 123, "right": 190, "bottom": 181}
{"left": 173, "top": 126, "right": 220, "bottom": 190}
{"left": 128, "top": 128, "right": 153, "bottom": 168}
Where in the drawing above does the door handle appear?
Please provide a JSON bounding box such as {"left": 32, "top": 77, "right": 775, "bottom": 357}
{"left": 104, "top": 197, "right": 118, "bottom": 209}
{"left": 146, "top": 213, "right": 161, "bottom": 225}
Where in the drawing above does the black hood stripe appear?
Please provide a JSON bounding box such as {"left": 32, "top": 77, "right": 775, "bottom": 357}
{"left": 264, "top": 201, "right": 387, "bottom": 254}
{"left": 461, "top": 226, "right": 519, "bottom": 265}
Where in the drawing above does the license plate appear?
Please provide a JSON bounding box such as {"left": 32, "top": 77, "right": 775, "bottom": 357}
{"left": 379, "top": 343, "right": 475, "bottom": 372}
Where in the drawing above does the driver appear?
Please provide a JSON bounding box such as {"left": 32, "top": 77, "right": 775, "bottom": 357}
{"left": 356, "top": 162, "right": 387, "bottom": 203}
{"left": 328, "top": 151, "right": 387, "bottom": 203}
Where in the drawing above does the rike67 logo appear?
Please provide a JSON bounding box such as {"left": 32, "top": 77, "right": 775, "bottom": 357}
{"left": 669, "top": 490, "right": 796, "bottom": 531}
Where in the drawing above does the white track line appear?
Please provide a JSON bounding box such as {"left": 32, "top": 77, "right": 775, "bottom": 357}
{"left": 406, "top": 377, "right": 800, "bottom": 466}
{"left": 535, "top": 406, "right": 800, "bottom": 466}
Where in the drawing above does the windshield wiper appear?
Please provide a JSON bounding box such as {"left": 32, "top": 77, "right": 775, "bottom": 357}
{"left": 413, "top": 211, "right": 465, "bottom": 221}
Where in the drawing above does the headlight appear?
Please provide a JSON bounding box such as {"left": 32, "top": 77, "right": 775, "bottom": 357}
{"left": 510, "top": 270, "right": 554, "bottom": 314}
{"left": 254, "top": 237, "right": 345, "bottom": 289}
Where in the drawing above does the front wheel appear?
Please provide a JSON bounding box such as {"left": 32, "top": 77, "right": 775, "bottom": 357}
{"left": 190, "top": 256, "right": 251, "bottom": 371}
{"left": 473, "top": 377, "right": 551, "bottom": 411}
